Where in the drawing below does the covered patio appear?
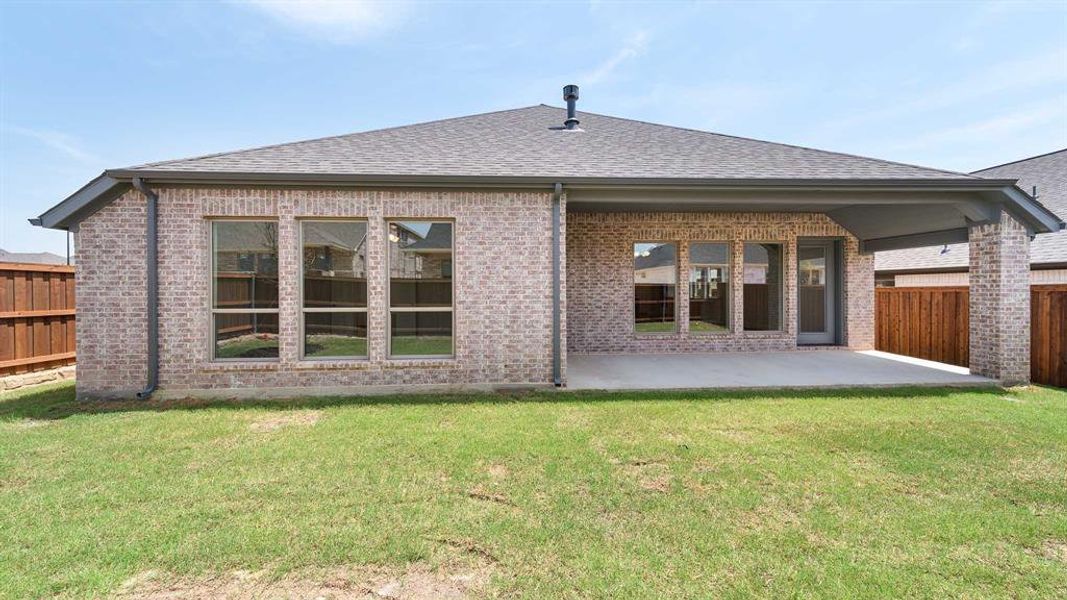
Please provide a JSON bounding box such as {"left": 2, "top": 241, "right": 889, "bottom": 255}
{"left": 567, "top": 350, "right": 994, "bottom": 391}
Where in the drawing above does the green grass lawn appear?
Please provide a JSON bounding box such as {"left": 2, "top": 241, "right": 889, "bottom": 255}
{"left": 304, "top": 335, "right": 368, "bottom": 358}
{"left": 2, "top": 383, "right": 1066, "bottom": 598}
{"left": 689, "top": 320, "right": 729, "bottom": 333}
{"left": 635, "top": 321, "right": 676, "bottom": 333}
{"left": 219, "top": 335, "right": 452, "bottom": 359}
{"left": 215, "top": 335, "right": 279, "bottom": 359}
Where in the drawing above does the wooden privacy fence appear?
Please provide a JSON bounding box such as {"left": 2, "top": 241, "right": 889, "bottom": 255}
{"left": 1031, "top": 285, "right": 1067, "bottom": 387}
{"left": 0, "top": 262, "right": 76, "bottom": 376}
{"left": 875, "top": 285, "right": 1067, "bottom": 387}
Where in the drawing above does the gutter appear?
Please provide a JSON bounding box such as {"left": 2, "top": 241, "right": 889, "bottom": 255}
{"left": 551, "top": 183, "right": 563, "bottom": 387}
{"left": 132, "top": 177, "right": 159, "bottom": 400}
{"left": 104, "top": 168, "right": 1023, "bottom": 191}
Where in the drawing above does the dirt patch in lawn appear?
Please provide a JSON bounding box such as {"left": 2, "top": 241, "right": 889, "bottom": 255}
{"left": 249, "top": 410, "right": 322, "bottom": 433}
{"left": 116, "top": 561, "right": 494, "bottom": 599}
{"left": 467, "top": 485, "right": 516, "bottom": 507}
{"left": 485, "top": 462, "right": 509, "bottom": 479}
{"left": 619, "top": 458, "right": 672, "bottom": 493}
{"left": 1040, "top": 539, "right": 1067, "bottom": 564}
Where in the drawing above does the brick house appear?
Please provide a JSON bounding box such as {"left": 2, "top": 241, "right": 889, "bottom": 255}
{"left": 32, "top": 89, "right": 1062, "bottom": 398}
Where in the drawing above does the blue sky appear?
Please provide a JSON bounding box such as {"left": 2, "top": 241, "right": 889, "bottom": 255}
{"left": 2, "top": 0, "right": 1065, "bottom": 255}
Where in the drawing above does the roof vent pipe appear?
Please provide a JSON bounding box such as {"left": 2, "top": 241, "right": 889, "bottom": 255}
{"left": 563, "top": 84, "right": 580, "bottom": 130}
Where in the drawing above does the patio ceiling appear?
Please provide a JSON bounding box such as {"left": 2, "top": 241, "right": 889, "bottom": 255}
{"left": 565, "top": 187, "right": 1060, "bottom": 253}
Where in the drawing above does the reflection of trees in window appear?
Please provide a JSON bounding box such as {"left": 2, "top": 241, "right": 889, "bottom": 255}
{"left": 634, "top": 243, "right": 676, "bottom": 333}
{"left": 389, "top": 221, "right": 453, "bottom": 356}
{"left": 689, "top": 243, "right": 729, "bottom": 333}
{"left": 211, "top": 221, "right": 280, "bottom": 360}
{"left": 301, "top": 221, "right": 368, "bottom": 359}
{"left": 798, "top": 247, "right": 826, "bottom": 286}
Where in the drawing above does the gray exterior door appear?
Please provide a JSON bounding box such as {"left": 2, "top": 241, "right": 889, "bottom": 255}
{"left": 797, "top": 240, "right": 837, "bottom": 345}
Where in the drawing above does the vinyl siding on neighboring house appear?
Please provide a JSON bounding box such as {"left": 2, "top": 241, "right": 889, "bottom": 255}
{"left": 890, "top": 269, "right": 1067, "bottom": 287}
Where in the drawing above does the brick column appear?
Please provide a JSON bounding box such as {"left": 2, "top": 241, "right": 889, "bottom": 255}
{"left": 844, "top": 237, "right": 874, "bottom": 349}
{"left": 968, "top": 212, "right": 1030, "bottom": 384}
{"left": 677, "top": 240, "right": 690, "bottom": 333}
{"left": 277, "top": 205, "right": 300, "bottom": 365}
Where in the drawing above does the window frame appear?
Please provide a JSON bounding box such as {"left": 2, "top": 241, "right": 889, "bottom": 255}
{"left": 386, "top": 219, "right": 456, "bottom": 359}
{"left": 632, "top": 240, "right": 679, "bottom": 335}
{"left": 742, "top": 240, "right": 786, "bottom": 333}
{"left": 299, "top": 218, "right": 370, "bottom": 361}
{"left": 209, "top": 218, "right": 281, "bottom": 362}
{"left": 687, "top": 240, "right": 731, "bottom": 336}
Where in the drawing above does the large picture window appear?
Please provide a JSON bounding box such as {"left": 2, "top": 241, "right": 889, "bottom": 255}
{"left": 743, "top": 242, "right": 784, "bottom": 331}
{"left": 689, "top": 242, "right": 729, "bottom": 333}
{"left": 211, "top": 221, "right": 279, "bottom": 360}
{"left": 301, "top": 220, "right": 368, "bottom": 359}
{"left": 388, "top": 221, "right": 453, "bottom": 357}
{"left": 634, "top": 242, "right": 676, "bottom": 333}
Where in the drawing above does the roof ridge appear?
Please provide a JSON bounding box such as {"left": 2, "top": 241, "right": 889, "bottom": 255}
{"left": 558, "top": 104, "right": 980, "bottom": 179}
{"left": 127, "top": 105, "right": 548, "bottom": 170}
{"left": 971, "top": 147, "right": 1067, "bottom": 174}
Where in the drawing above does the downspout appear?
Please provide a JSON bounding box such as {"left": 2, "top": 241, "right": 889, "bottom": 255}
{"left": 551, "top": 183, "right": 563, "bottom": 387}
{"left": 132, "top": 177, "right": 159, "bottom": 399}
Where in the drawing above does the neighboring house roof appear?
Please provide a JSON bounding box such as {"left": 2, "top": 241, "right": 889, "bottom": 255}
{"left": 33, "top": 104, "right": 1061, "bottom": 239}
{"left": 876, "top": 149, "right": 1067, "bottom": 273}
{"left": 214, "top": 222, "right": 278, "bottom": 254}
{"left": 635, "top": 243, "right": 769, "bottom": 270}
{"left": 635, "top": 244, "right": 677, "bottom": 271}
{"left": 303, "top": 222, "right": 366, "bottom": 252}
{"left": 0, "top": 248, "right": 70, "bottom": 265}
{"left": 402, "top": 223, "right": 452, "bottom": 252}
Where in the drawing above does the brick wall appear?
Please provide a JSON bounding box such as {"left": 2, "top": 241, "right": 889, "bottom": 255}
{"left": 73, "top": 198, "right": 148, "bottom": 396}
{"left": 75, "top": 187, "right": 559, "bottom": 398}
{"left": 75, "top": 191, "right": 880, "bottom": 398}
{"left": 566, "top": 212, "right": 874, "bottom": 353}
{"left": 968, "top": 211, "right": 1031, "bottom": 384}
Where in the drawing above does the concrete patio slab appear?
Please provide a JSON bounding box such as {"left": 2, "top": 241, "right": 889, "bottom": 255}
{"left": 566, "top": 350, "right": 996, "bottom": 391}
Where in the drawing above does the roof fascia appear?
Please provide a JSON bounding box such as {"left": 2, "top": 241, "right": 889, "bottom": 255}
{"left": 34, "top": 174, "right": 130, "bottom": 230}
{"left": 106, "top": 169, "right": 1018, "bottom": 190}
{"left": 36, "top": 170, "right": 1060, "bottom": 235}
{"left": 998, "top": 185, "right": 1063, "bottom": 235}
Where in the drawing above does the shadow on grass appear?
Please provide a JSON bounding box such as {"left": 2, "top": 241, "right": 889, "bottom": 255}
{"left": 0, "top": 379, "right": 1006, "bottom": 422}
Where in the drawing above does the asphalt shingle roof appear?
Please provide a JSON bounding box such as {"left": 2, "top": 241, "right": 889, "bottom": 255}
{"left": 130, "top": 105, "right": 979, "bottom": 181}
{"left": 876, "top": 149, "right": 1067, "bottom": 272}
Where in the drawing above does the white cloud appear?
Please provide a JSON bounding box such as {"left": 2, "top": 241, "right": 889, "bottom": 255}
{"left": 3, "top": 126, "right": 99, "bottom": 164}
{"left": 582, "top": 31, "right": 649, "bottom": 84}
{"left": 825, "top": 48, "right": 1067, "bottom": 131}
{"left": 613, "top": 81, "right": 788, "bottom": 131}
{"left": 886, "top": 96, "right": 1067, "bottom": 152}
{"left": 239, "top": 0, "right": 411, "bottom": 43}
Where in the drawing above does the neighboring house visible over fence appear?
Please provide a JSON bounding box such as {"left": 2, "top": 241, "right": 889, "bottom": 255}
{"left": 876, "top": 149, "right": 1067, "bottom": 287}
{"left": 0, "top": 262, "right": 76, "bottom": 377}
{"left": 0, "top": 248, "right": 72, "bottom": 266}
{"left": 875, "top": 285, "right": 1067, "bottom": 388}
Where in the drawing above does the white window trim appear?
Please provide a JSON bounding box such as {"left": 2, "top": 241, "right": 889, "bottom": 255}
{"left": 386, "top": 219, "right": 455, "bottom": 359}
{"left": 299, "top": 219, "right": 370, "bottom": 361}
{"left": 210, "top": 219, "right": 280, "bottom": 362}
